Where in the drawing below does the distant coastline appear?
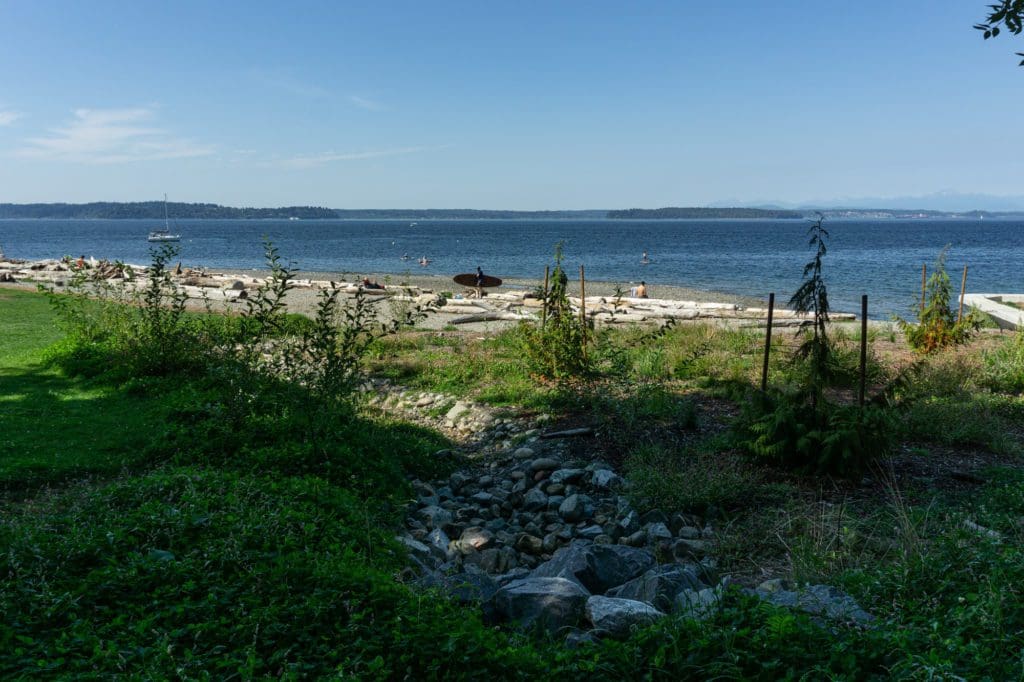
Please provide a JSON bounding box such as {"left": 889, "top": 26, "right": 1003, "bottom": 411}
{"left": 1, "top": 202, "right": 1022, "bottom": 221}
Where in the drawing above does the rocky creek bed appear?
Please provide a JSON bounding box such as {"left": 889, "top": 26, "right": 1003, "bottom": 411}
{"left": 370, "top": 380, "right": 874, "bottom": 641}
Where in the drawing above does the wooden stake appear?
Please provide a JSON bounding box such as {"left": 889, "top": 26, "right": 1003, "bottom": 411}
{"left": 579, "top": 265, "right": 587, "bottom": 357}
{"left": 920, "top": 263, "right": 927, "bottom": 313}
{"left": 957, "top": 265, "right": 968, "bottom": 323}
{"left": 761, "top": 293, "right": 774, "bottom": 392}
{"left": 541, "top": 265, "right": 550, "bottom": 329}
{"left": 859, "top": 295, "right": 868, "bottom": 407}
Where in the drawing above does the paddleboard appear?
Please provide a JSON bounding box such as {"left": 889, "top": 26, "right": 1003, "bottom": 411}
{"left": 454, "top": 273, "right": 503, "bottom": 288}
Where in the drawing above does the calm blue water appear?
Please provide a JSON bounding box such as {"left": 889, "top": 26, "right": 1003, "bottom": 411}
{"left": 2, "top": 218, "right": 1022, "bottom": 318}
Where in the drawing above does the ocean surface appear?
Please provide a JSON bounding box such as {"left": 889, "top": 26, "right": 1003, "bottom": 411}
{"left": 2, "top": 218, "right": 1022, "bottom": 318}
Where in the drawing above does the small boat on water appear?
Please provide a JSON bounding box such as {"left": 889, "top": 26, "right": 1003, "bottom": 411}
{"left": 148, "top": 230, "right": 180, "bottom": 242}
{"left": 148, "top": 194, "right": 181, "bottom": 242}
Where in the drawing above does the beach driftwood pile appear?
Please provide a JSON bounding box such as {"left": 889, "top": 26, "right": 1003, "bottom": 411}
{"left": 0, "top": 257, "right": 855, "bottom": 327}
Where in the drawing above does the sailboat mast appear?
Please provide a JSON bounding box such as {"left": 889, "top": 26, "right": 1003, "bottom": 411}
{"left": 164, "top": 194, "right": 169, "bottom": 230}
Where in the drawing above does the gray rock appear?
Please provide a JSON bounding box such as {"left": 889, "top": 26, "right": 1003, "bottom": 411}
{"left": 470, "top": 491, "right": 496, "bottom": 505}
{"left": 591, "top": 469, "right": 623, "bottom": 490}
{"left": 542, "top": 531, "right": 563, "bottom": 553}
{"left": 564, "top": 629, "right": 600, "bottom": 648}
{"left": 417, "top": 505, "right": 453, "bottom": 531}
{"left": 585, "top": 596, "right": 665, "bottom": 638}
{"left": 425, "top": 528, "right": 452, "bottom": 560}
{"left": 494, "top": 567, "right": 531, "bottom": 586}
{"left": 672, "top": 538, "right": 709, "bottom": 559}
{"left": 606, "top": 564, "right": 706, "bottom": 612}
{"left": 676, "top": 526, "right": 702, "bottom": 540}
{"left": 531, "top": 540, "right": 655, "bottom": 594}
{"left": 530, "top": 457, "right": 561, "bottom": 472}
{"left": 523, "top": 488, "right": 548, "bottom": 511}
{"left": 471, "top": 546, "right": 520, "bottom": 574}
{"left": 623, "top": 530, "right": 647, "bottom": 547}
{"left": 446, "top": 401, "right": 472, "bottom": 422}
{"left": 675, "top": 587, "right": 721, "bottom": 620}
{"left": 397, "top": 535, "right": 435, "bottom": 564}
{"left": 753, "top": 583, "right": 874, "bottom": 625}
{"left": 551, "top": 468, "right": 586, "bottom": 485}
{"left": 514, "top": 447, "right": 535, "bottom": 459}
{"left": 546, "top": 495, "right": 565, "bottom": 511}
{"left": 515, "top": 533, "right": 544, "bottom": 555}
{"left": 559, "top": 494, "right": 590, "bottom": 523}
{"left": 645, "top": 522, "right": 673, "bottom": 543}
{"left": 488, "top": 577, "right": 590, "bottom": 633}
{"left": 617, "top": 511, "right": 640, "bottom": 535}
{"left": 455, "top": 526, "right": 495, "bottom": 553}
{"left": 577, "top": 524, "right": 604, "bottom": 541}
{"left": 485, "top": 518, "right": 508, "bottom": 533}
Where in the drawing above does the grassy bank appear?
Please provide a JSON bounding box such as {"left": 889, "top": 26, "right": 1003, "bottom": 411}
{"left": 2, "top": 277, "right": 1024, "bottom": 678}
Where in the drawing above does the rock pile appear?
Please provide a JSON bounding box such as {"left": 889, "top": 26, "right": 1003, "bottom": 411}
{"left": 389, "top": 387, "right": 873, "bottom": 641}
{"left": 399, "top": 444, "right": 729, "bottom": 639}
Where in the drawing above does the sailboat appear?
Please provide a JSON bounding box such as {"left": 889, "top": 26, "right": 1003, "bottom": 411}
{"left": 148, "top": 195, "right": 181, "bottom": 242}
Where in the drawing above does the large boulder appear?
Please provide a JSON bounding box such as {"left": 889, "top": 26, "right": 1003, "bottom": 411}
{"left": 585, "top": 596, "right": 665, "bottom": 638}
{"left": 531, "top": 540, "right": 655, "bottom": 594}
{"left": 752, "top": 582, "right": 873, "bottom": 626}
{"left": 606, "top": 564, "right": 706, "bottom": 612}
{"left": 487, "top": 577, "right": 590, "bottom": 633}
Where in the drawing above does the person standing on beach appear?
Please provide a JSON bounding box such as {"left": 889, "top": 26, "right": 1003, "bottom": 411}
{"left": 475, "top": 266, "right": 486, "bottom": 297}
{"left": 636, "top": 281, "right": 648, "bottom": 298}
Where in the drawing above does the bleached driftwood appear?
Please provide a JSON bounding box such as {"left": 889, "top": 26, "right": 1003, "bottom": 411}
{"left": 450, "top": 312, "right": 535, "bottom": 324}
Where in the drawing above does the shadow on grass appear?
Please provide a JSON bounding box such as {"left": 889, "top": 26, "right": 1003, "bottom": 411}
{"left": 0, "top": 366, "right": 166, "bottom": 496}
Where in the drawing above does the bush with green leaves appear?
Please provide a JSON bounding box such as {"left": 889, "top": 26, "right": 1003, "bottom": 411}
{"left": 897, "top": 246, "right": 981, "bottom": 353}
{"left": 516, "top": 242, "right": 591, "bottom": 381}
{"left": 42, "top": 244, "right": 214, "bottom": 379}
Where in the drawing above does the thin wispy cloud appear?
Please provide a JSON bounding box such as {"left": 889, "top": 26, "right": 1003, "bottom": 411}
{"left": 16, "top": 108, "right": 213, "bottom": 163}
{"left": 0, "top": 110, "right": 22, "bottom": 126}
{"left": 349, "top": 95, "right": 386, "bottom": 111}
{"left": 278, "top": 145, "right": 445, "bottom": 170}
{"left": 249, "top": 69, "right": 331, "bottom": 98}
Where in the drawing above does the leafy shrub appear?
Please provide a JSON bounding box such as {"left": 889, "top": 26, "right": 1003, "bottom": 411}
{"left": 740, "top": 389, "right": 896, "bottom": 477}
{"left": 897, "top": 247, "right": 981, "bottom": 353}
{"left": 517, "top": 242, "right": 591, "bottom": 380}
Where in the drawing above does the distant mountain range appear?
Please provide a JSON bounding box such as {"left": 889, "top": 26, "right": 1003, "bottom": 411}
{"left": 709, "top": 191, "right": 1024, "bottom": 213}
{"left": 1, "top": 198, "right": 1022, "bottom": 220}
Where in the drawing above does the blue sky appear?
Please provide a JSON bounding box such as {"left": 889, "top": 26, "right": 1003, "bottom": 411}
{"left": 0, "top": 1, "right": 1021, "bottom": 208}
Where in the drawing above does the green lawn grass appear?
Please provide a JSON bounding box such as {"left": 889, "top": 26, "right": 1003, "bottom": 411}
{"left": 0, "top": 287, "right": 166, "bottom": 490}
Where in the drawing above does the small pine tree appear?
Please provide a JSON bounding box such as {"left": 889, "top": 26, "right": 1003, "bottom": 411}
{"left": 789, "top": 215, "right": 832, "bottom": 411}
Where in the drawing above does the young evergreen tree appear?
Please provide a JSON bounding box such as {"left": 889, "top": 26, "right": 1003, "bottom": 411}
{"left": 789, "top": 215, "right": 832, "bottom": 411}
